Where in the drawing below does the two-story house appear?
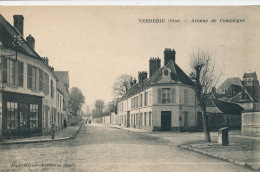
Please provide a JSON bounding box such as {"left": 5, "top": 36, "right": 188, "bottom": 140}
{"left": 117, "top": 48, "right": 197, "bottom": 131}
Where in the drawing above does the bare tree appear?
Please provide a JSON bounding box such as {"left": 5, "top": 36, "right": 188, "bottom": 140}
{"left": 189, "top": 48, "right": 222, "bottom": 142}
{"left": 112, "top": 74, "right": 133, "bottom": 98}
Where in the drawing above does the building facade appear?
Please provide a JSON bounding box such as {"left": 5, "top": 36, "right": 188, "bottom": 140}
{"left": 117, "top": 48, "right": 197, "bottom": 131}
{"left": 0, "top": 14, "right": 63, "bottom": 138}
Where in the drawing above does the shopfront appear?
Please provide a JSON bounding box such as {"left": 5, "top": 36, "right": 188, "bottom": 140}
{"left": 2, "top": 91, "right": 42, "bottom": 138}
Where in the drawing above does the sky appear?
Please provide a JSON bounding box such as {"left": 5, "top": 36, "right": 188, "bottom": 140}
{"left": 0, "top": 6, "right": 259, "bottom": 112}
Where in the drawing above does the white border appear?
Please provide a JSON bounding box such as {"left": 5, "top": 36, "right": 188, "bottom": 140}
{"left": 0, "top": 0, "right": 259, "bottom": 6}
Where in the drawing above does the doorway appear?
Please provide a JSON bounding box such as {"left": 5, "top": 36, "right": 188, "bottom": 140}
{"left": 161, "top": 111, "right": 171, "bottom": 131}
{"left": 19, "top": 103, "right": 30, "bottom": 137}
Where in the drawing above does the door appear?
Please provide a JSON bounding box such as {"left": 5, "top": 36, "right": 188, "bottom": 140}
{"left": 161, "top": 111, "right": 171, "bottom": 131}
{"left": 127, "top": 111, "right": 130, "bottom": 127}
{"left": 19, "top": 103, "right": 30, "bottom": 137}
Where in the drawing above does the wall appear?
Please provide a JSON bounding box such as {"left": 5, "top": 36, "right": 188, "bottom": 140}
{"left": 242, "top": 111, "right": 260, "bottom": 136}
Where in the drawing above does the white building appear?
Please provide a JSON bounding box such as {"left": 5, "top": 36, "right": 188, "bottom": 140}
{"left": 117, "top": 48, "right": 197, "bottom": 131}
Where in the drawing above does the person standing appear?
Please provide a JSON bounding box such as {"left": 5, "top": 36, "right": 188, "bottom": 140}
{"left": 64, "top": 118, "right": 67, "bottom": 128}
{"left": 50, "top": 124, "right": 55, "bottom": 139}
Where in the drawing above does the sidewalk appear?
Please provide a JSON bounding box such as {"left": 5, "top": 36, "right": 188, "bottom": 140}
{"left": 102, "top": 123, "right": 260, "bottom": 171}
{"left": 1, "top": 122, "right": 83, "bottom": 145}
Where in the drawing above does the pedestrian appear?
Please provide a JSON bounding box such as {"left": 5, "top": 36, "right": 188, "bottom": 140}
{"left": 50, "top": 124, "right": 55, "bottom": 139}
{"left": 64, "top": 118, "right": 67, "bottom": 128}
{"left": 86, "top": 119, "right": 88, "bottom": 124}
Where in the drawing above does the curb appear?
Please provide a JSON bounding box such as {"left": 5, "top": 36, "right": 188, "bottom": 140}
{"left": 179, "top": 145, "right": 260, "bottom": 171}
{"left": 0, "top": 122, "right": 83, "bottom": 145}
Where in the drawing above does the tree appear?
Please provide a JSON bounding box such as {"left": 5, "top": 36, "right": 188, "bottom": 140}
{"left": 112, "top": 74, "right": 134, "bottom": 98}
{"left": 189, "top": 48, "right": 222, "bottom": 142}
{"left": 94, "top": 99, "right": 105, "bottom": 115}
{"left": 69, "top": 87, "right": 85, "bottom": 115}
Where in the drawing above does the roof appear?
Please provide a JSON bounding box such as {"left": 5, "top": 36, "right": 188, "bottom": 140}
{"left": 243, "top": 72, "right": 257, "bottom": 79}
{"left": 120, "top": 60, "right": 195, "bottom": 101}
{"left": 0, "top": 14, "right": 57, "bottom": 80}
{"left": 54, "top": 71, "right": 69, "bottom": 87}
{"left": 0, "top": 14, "right": 41, "bottom": 59}
{"left": 216, "top": 77, "right": 242, "bottom": 94}
{"left": 211, "top": 99, "right": 244, "bottom": 115}
{"left": 229, "top": 87, "right": 259, "bottom": 103}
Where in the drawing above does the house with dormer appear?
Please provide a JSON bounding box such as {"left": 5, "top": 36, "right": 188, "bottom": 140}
{"left": 117, "top": 48, "right": 197, "bottom": 131}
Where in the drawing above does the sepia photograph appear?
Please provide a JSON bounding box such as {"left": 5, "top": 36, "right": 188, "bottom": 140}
{"left": 0, "top": 4, "right": 259, "bottom": 172}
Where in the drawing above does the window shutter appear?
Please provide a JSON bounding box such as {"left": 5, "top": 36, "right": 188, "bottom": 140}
{"left": 158, "top": 88, "right": 162, "bottom": 104}
{"left": 27, "top": 64, "right": 32, "bottom": 89}
{"left": 36, "top": 68, "right": 39, "bottom": 91}
{"left": 171, "top": 88, "right": 176, "bottom": 103}
{"left": 2, "top": 57, "right": 7, "bottom": 83}
{"left": 14, "top": 60, "right": 19, "bottom": 85}
{"left": 18, "top": 61, "right": 23, "bottom": 87}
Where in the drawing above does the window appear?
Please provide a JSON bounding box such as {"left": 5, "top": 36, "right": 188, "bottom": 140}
{"left": 2, "top": 59, "right": 23, "bottom": 86}
{"left": 7, "top": 102, "right": 18, "bottom": 129}
{"left": 184, "top": 89, "right": 188, "bottom": 105}
{"left": 144, "top": 92, "right": 148, "bottom": 106}
{"left": 140, "top": 94, "right": 143, "bottom": 107}
{"left": 149, "top": 112, "right": 152, "bottom": 126}
{"left": 18, "top": 61, "right": 23, "bottom": 87}
{"left": 162, "top": 88, "right": 171, "bottom": 104}
{"left": 51, "top": 79, "right": 54, "bottom": 98}
{"left": 164, "top": 70, "right": 169, "bottom": 76}
{"left": 144, "top": 112, "right": 147, "bottom": 126}
{"left": 39, "top": 69, "right": 44, "bottom": 91}
{"left": 44, "top": 73, "right": 49, "bottom": 95}
{"left": 31, "top": 66, "right": 36, "bottom": 90}
{"left": 30, "top": 104, "right": 39, "bottom": 128}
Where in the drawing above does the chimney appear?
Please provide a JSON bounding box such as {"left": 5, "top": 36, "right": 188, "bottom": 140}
{"left": 26, "top": 34, "right": 35, "bottom": 50}
{"left": 13, "top": 15, "right": 24, "bottom": 36}
{"left": 42, "top": 57, "right": 49, "bottom": 65}
{"left": 138, "top": 71, "right": 148, "bottom": 83}
{"left": 164, "top": 48, "right": 176, "bottom": 66}
{"left": 133, "top": 78, "right": 137, "bottom": 84}
{"left": 138, "top": 72, "right": 143, "bottom": 83}
{"left": 149, "top": 57, "right": 161, "bottom": 77}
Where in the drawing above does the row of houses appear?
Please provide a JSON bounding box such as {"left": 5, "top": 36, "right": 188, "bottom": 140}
{"left": 0, "top": 14, "right": 72, "bottom": 138}
{"left": 96, "top": 48, "right": 259, "bottom": 135}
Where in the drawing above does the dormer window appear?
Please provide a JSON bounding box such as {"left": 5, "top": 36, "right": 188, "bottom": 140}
{"left": 164, "top": 70, "right": 169, "bottom": 76}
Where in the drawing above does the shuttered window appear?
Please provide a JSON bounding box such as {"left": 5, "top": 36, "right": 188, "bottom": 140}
{"left": 27, "top": 64, "right": 32, "bottom": 89}
{"left": 39, "top": 69, "right": 43, "bottom": 91}
{"left": 158, "top": 88, "right": 162, "bottom": 104}
{"left": 184, "top": 89, "right": 188, "bottom": 105}
{"left": 18, "top": 61, "right": 23, "bottom": 87}
{"left": 171, "top": 88, "right": 176, "bottom": 103}
{"left": 44, "top": 73, "right": 49, "bottom": 95}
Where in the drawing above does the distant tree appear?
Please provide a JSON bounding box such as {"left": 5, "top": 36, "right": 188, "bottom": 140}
{"left": 69, "top": 87, "right": 85, "bottom": 115}
{"left": 94, "top": 99, "right": 105, "bottom": 115}
{"left": 112, "top": 74, "right": 134, "bottom": 98}
{"left": 189, "top": 48, "right": 222, "bottom": 142}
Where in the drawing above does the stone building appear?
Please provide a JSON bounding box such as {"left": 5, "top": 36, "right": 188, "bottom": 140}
{"left": 0, "top": 14, "right": 64, "bottom": 138}
{"left": 117, "top": 48, "right": 197, "bottom": 131}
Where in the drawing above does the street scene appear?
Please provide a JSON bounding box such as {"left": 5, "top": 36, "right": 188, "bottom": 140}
{"left": 0, "top": 6, "right": 259, "bottom": 172}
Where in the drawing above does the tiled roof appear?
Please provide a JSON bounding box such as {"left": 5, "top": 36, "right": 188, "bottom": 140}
{"left": 54, "top": 71, "right": 69, "bottom": 86}
{"left": 216, "top": 77, "right": 242, "bottom": 94}
{"left": 120, "top": 60, "right": 195, "bottom": 101}
{"left": 211, "top": 99, "right": 244, "bottom": 115}
{"left": 243, "top": 72, "right": 257, "bottom": 79}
